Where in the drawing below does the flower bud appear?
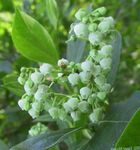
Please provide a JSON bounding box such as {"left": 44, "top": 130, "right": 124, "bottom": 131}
{"left": 24, "top": 80, "right": 37, "bottom": 95}
{"left": 28, "top": 108, "right": 40, "bottom": 119}
{"left": 31, "top": 101, "right": 42, "bottom": 111}
{"left": 97, "top": 92, "right": 106, "bottom": 100}
{"left": 80, "top": 87, "right": 92, "bottom": 99}
{"left": 81, "top": 61, "right": 94, "bottom": 72}
{"left": 70, "top": 111, "right": 81, "bottom": 121}
{"left": 63, "top": 98, "right": 79, "bottom": 112}
{"left": 34, "top": 84, "right": 49, "bottom": 100}
{"left": 18, "top": 76, "right": 26, "bottom": 85}
{"left": 99, "top": 58, "right": 112, "bottom": 70}
{"left": 92, "top": 7, "right": 107, "bottom": 16}
{"left": 58, "top": 58, "right": 69, "bottom": 68}
{"left": 88, "top": 23, "right": 97, "bottom": 32}
{"left": 94, "top": 75, "right": 106, "bottom": 87}
{"left": 92, "top": 65, "right": 101, "bottom": 77}
{"left": 79, "top": 71, "right": 92, "bottom": 84}
{"left": 98, "top": 17, "right": 114, "bottom": 33}
{"left": 78, "top": 101, "right": 90, "bottom": 113}
{"left": 99, "top": 83, "right": 111, "bottom": 93}
{"left": 100, "top": 45, "right": 112, "bottom": 57}
{"left": 39, "top": 63, "right": 53, "bottom": 75}
{"left": 75, "top": 9, "right": 87, "bottom": 21}
{"left": 18, "top": 98, "right": 30, "bottom": 111}
{"left": 68, "top": 73, "right": 80, "bottom": 86}
{"left": 29, "top": 123, "right": 48, "bottom": 137}
{"left": 89, "top": 108, "right": 104, "bottom": 123}
{"left": 88, "top": 93, "right": 96, "bottom": 104}
{"left": 74, "top": 23, "right": 88, "bottom": 38}
{"left": 30, "top": 72, "right": 44, "bottom": 84}
{"left": 48, "top": 107, "right": 59, "bottom": 119}
{"left": 88, "top": 32, "right": 102, "bottom": 45}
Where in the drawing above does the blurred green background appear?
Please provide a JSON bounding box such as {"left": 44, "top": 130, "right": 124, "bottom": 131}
{"left": 0, "top": 0, "right": 140, "bottom": 147}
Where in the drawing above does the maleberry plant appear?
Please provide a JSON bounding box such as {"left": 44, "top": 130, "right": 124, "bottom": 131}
{"left": 12, "top": 5, "right": 140, "bottom": 150}
{"left": 17, "top": 6, "right": 114, "bottom": 136}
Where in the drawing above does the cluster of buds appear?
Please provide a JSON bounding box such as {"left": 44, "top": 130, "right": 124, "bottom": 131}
{"left": 28, "top": 122, "right": 48, "bottom": 137}
{"left": 17, "top": 7, "right": 116, "bottom": 136}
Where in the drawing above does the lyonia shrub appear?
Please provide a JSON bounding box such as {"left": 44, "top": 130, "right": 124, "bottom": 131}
{"left": 17, "top": 7, "right": 114, "bottom": 137}
{"left": 10, "top": 3, "right": 140, "bottom": 150}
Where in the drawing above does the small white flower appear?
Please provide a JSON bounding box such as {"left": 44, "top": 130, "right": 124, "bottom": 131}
{"left": 78, "top": 101, "right": 90, "bottom": 113}
{"left": 34, "top": 84, "right": 49, "bottom": 100}
{"left": 97, "top": 92, "right": 106, "bottom": 100}
{"left": 68, "top": 73, "right": 80, "bottom": 86}
{"left": 31, "top": 101, "right": 42, "bottom": 111}
{"left": 57, "top": 58, "right": 69, "bottom": 68}
{"left": 31, "top": 72, "right": 44, "bottom": 84}
{"left": 70, "top": 111, "right": 81, "bottom": 121}
{"left": 92, "top": 65, "right": 101, "bottom": 77}
{"left": 94, "top": 75, "right": 106, "bottom": 87}
{"left": 79, "top": 71, "right": 92, "bottom": 84}
{"left": 48, "top": 107, "right": 59, "bottom": 119}
{"left": 28, "top": 108, "right": 39, "bottom": 119}
{"left": 88, "top": 32, "right": 102, "bottom": 45}
{"left": 74, "top": 22, "right": 88, "bottom": 38}
{"left": 24, "top": 80, "right": 37, "bottom": 95}
{"left": 80, "top": 87, "right": 92, "bottom": 99}
{"left": 63, "top": 98, "right": 79, "bottom": 112}
{"left": 81, "top": 61, "right": 94, "bottom": 72}
{"left": 75, "top": 9, "right": 87, "bottom": 21}
{"left": 99, "top": 58, "right": 112, "bottom": 70}
{"left": 98, "top": 17, "right": 114, "bottom": 33}
{"left": 100, "top": 45, "right": 112, "bottom": 57}
{"left": 89, "top": 108, "right": 104, "bottom": 123}
{"left": 39, "top": 63, "right": 53, "bottom": 75}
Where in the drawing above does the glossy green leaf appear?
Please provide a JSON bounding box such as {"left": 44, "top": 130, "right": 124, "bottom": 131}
{"left": 45, "top": 0, "right": 59, "bottom": 29}
{"left": 2, "top": 72, "right": 24, "bottom": 96}
{"left": 115, "top": 108, "right": 140, "bottom": 148}
{"left": 12, "top": 10, "right": 59, "bottom": 65}
{"left": 0, "top": 140, "right": 9, "bottom": 150}
{"left": 66, "top": 39, "right": 87, "bottom": 63}
{"left": 79, "top": 91, "right": 140, "bottom": 150}
{"left": 10, "top": 127, "right": 82, "bottom": 150}
{"left": 107, "top": 31, "right": 122, "bottom": 85}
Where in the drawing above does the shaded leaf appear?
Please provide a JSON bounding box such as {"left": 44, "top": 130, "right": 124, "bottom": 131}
{"left": 12, "top": 10, "right": 59, "bottom": 65}
{"left": 45, "top": 0, "right": 59, "bottom": 29}
{"left": 107, "top": 31, "right": 122, "bottom": 85}
{"left": 2, "top": 72, "right": 24, "bottom": 96}
{"left": 66, "top": 39, "right": 86, "bottom": 63}
{"left": 10, "top": 128, "right": 82, "bottom": 150}
{"left": 115, "top": 108, "right": 140, "bottom": 148}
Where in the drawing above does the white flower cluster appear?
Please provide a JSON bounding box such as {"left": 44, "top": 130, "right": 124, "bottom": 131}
{"left": 28, "top": 122, "right": 48, "bottom": 137}
{"left": 17, "top": 7, "right": 115, "bottom": 131}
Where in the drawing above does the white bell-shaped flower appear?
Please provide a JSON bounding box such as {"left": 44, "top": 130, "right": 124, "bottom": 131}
{"left": 99, "top": 58, "right": 112, "bottom": 70}
{"left": 68, "top": 73, "right": 80, "bottom": 86}
{"left": 39, "top": 63, "right": 53, "bottom": 75}
{"left": 88, "top": 32, "right": 102, "bottom": 45}
{"left": 80, "top": 87, "right": 92, "bottom": 99}
{"left": 81, "top": 60, "right": 94, "bottom": 72}
{"left": 57, "top": 58, "right": 69, "bottom": 68}
{"left": 74, "top": 22, "right": 88, "bottom": 38}
{"left": 79, "top": 71, "right": 92, "bottom": 84}
{"left": 78, "top": 101, "right": 90, "bottom": 113}
{"left": 30, "top": 71, "right": 44, "bottom": 84}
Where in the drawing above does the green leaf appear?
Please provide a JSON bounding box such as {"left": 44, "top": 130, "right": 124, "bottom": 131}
{"left": 10, "top": 128, "right": 82, "bottom": 150}
{"left": 45, "top": 0, "right": 59, "bottom": 29}
{"left": 12, "top": 10, "right": 59, "bottom": 65}
{"left": 66, "top": 39, "right": 87, "bottom": 63}
{"left": 0, "top": 140, "right": 9, "bottom": 150}
{"left": 115, "top": 108, "right": 140, "bottom": 148}
{"left": 80, "top": 91, "right": 140, "bottom": 150}
{"left": 2, "top": 72, "right": 24, "bottom": 96}
{"left": 107, "top": 31, "right": 122, "bottom": 85}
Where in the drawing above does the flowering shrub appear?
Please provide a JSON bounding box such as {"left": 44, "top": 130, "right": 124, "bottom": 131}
{"left": 9, "top": 3, "right": 140, "bottom": 150}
